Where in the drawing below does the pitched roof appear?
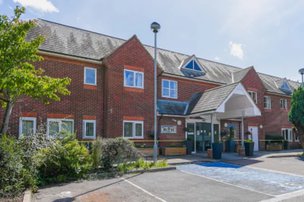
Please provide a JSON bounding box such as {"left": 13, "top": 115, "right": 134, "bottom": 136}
{"left": 232, "top": 66, "right": 252, "bottom": 83}
{"left": 29, "top": 19, "right": 300, "bottom": 95}
{"left": 191, "top": 83, "right": 239, "bottom": 114}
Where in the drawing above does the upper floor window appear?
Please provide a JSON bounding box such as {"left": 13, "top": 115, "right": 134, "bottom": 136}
{"left": 83, "top": 120, "right": 96, "bottom": 139}
{"left": 248, "top": 91, "right": 257, "bottom": 104}
{"left": 263, "top": 96, "right": 271, "bottom": 109}
{"left": 47, "top": 119, "right": 74, "bottom": 138}
{"left": 185, "top": 60, "right": 202, "bottom": 71}
{"left": 280, "top": 99, "right": 288, "bottom": 110}
{"left": 84, "top": 67, "right": 97, "bottom": 85}
{"left": 19, "top": 117, "right": 36, "bottom": 137}
{"left": 282, "top": 128, "right": 292, "bottom": 142}
{"left": 123, "top": 120, "right": 143, "bottom": 138}
{"left": 162, "top": 79, "right": 178, "bottom": 99}
{"left": 124, "top": 69, "right": 144, "bottom": 88}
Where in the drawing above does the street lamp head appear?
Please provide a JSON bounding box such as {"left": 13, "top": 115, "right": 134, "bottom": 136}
{"left": 151, "top": 22, "right": 160, "bottom": 33}
{"left": 299, "top": 68, "right": 304, "bottom": 75}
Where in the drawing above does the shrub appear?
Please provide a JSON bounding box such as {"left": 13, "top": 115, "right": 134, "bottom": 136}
{"left": 92, "top": 138, "right": 141, "bottom": 171}
{"left": 0, "top": 135, "right": 28, "bottom": 197}
{"left": 34, "top": 133, "right": 92, "bottom": 184}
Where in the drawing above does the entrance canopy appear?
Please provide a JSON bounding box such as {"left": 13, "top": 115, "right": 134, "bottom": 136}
{"left": 190, "top": 83, "right": 261, "bottom": 118}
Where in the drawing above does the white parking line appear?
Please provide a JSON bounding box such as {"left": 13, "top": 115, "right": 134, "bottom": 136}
{"left": 247, "top": 165, "right": 304, "bottom": 178}
{"left": 260, "top": 189, "right": 304, "bottom": 202}
{"left": 178, "top": 169, "right": 275, "bottom": 197}
{"left": 121, "top": 177, "right": 167, "bottom": 202}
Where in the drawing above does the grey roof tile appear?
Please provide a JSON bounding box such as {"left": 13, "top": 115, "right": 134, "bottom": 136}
{"left": 29, "top": 19, "right": 300, "bottom": 95}
{"left": 191, "top": 83, "right": 238, "bottom": 114}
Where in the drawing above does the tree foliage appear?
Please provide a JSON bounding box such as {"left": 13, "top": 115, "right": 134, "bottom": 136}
{"left": 289, "top": 86, "right": 304, "bottom": 148}
{"left": 0, "top": 7, "right": 71, "bottom": 134}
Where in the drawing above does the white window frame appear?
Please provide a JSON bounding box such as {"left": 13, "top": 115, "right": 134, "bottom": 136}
{"left": 264, "top": 96, "right": 271, "bottom": 109}
{"left": 47, "top": 118, "right": 74, "bottom": 138}
{"left": 82, "top": 120, "right": 96, "bottom": 139}
{"left": 124, "top": 69, "right": 144, "bottom": 89}
{"left": 84, "top": 67, "right": 97, "bottom": 86}
{"left": 248, "top": 91, "right": 257, "bottom": 104}
{"left": 282, "top": 128, "right": 292, "bottom": 142}
{"left": 19, "top": 117, "right": 37, "bottom": 138}
{"left": 123, "top": 120, "right": 144, "bottom": 139}
{"left": 280, "top": 99, "right": 288, "bottom": 110}
{"left": 162, "top": 79, "right": 178, "bottom": 99}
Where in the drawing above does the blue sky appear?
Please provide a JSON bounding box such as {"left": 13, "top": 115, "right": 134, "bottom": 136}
{"left": 1, "top": 0, "right": 304, "bottom": 81}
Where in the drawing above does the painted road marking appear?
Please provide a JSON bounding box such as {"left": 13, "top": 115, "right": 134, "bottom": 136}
{"left": 179, "top": 169, "right": 275, "bottom": 197}
{"left": 260, "top": 189, "right": 304, "bottom": 202}
{"left": 178, "top": 162, "right": 304, "bottom": 195}
{"left": 121, "top": 177, "right": 167, "bottom": 202}
{"left": 247, "top": 164, "right": 304, "bottom": 178}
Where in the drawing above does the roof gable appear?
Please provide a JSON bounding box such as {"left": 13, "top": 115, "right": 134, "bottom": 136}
{"left": 179, "top": 55, "right": 205, "bottom": 77}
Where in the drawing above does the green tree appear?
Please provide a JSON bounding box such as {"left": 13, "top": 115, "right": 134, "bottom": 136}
{"left": 0, "top": 7, "right": 71, "bottom": 135}
{"left": 289, "top": 86, "right": 304, "bottom": 149}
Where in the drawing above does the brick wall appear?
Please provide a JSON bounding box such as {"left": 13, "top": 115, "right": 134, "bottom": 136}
{"left": 1, "top": 54, "right": 104, "bottom": 139}
{"left": 103, "top": 36, "right": 155, "bottom": 139}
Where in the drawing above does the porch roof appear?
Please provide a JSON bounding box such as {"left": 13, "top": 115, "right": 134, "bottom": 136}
{"left": 190, "top": 82, "right": 261, "bottom": 118}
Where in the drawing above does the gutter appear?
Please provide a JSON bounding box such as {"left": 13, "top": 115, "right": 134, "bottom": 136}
{"left": 38, "top": 50, "right": 103, "bottom": 65}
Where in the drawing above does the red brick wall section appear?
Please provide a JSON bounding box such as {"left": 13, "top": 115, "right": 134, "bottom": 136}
{"left": 103, "top": 35, "right": 155, "bottom": 139}
{"left": 263, "top": 93, "right": 292, "bottom": 135}
{"left": 0, "top": 54, "right": 104, "bottom": 138}
{"left": 240, "top": 67, "right": 265, "bottom": 140}
{"left": 158, "top": 116, "right": 185, "bottom": 147}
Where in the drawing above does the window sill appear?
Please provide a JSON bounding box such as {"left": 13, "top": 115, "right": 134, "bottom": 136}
{"left": 264, "top": 109, "right": 272, "bottom": 112}
{"left": 84, "top": 84, "right": 97, "bottom": 90}
{"left": 123, "top": 136, "right": 144, "bottom": 139}
{"left": 124, "top": 88, "right": 144, "bottom": 93}
{"left": 162, "top": 96, "right": 178, "bottom": 100}
{"left": 82, "top": 136, "right": 96, "bottom": 140}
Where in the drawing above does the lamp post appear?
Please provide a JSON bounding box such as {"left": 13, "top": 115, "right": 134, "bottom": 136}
{"left": 298, "top": 68, "right": 304, "bottom": 86}
{"left": 151, "top": 22, "right": 160, "bottom": 163}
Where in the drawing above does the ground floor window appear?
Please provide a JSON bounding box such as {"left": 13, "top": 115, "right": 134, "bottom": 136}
{"left": 19, "top": 117, "right": 36, "bottom": 137}
{"left": 123, "top": 121, "right": 143, "bottom": 138}
{"left": 83, "top": 120, "right": 96, "bottom": 139}
{"left": 47, "top": 119, "right": 74, "bottom": 137}
{"left": 281, "top": 128, "right": 292, "bottom": 142}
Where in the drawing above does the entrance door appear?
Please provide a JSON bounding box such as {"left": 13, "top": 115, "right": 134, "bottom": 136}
{"left": 196, "top": 123, "right": 211, "bottom": 152}
{"left": 248, "top": 126, "right": 259, "bottom": 151}
{"left": 186, "top": 123, "right": 195, "bottom": 153}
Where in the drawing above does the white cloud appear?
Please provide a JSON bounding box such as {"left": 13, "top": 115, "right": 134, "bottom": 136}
{"left": 0, "top": 0, "right": 3, "bottom": 5}
{"left": 229, "top": 41, "right": 244, "bottom": 60}
{"left": 13, "top": 0, "right": 59, "bottom": 13}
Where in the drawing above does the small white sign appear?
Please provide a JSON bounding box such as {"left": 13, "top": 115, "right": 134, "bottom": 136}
{"left": 161, "top": 125, "right": 177, "bottom": 134}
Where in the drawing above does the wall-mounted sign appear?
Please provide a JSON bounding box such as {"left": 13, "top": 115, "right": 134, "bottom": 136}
{"left": 161, "top": 125, "right": 177, "bottom": 134}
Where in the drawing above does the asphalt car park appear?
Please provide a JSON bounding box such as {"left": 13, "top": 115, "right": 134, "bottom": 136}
{"left": 34, "top": 156, "right": 304, "bottom": 202}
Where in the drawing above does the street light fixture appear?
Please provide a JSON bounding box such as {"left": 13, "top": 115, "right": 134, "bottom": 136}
{"left": 151, "top": 22, "right": 160, "bottom": 163}
{"left": 298, "top": 68, "right": 304, "bottom": 86}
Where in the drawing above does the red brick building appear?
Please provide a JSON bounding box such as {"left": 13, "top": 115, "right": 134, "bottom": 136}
{"left": 3, "top": 19, "right": 300, "bottom": 152}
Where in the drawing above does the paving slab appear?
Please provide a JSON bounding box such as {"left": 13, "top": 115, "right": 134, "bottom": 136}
{"left": 177, "top": 162, "right": 304, "bottom": 196}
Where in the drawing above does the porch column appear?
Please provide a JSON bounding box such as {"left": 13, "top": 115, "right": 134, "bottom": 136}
{"left": 241, "top": 111, "right": 245, "bottom": 147}
{"left": 194, "top": 123, "right": 197, "bottom": 153}
{"left": 218, "top": 118, "right": 221, "bottom": 142}
{"left": 211, "top": 113, "right": 214, "bottom": 144}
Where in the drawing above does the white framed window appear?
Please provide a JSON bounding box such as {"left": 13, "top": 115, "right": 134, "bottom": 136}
{"left": 47, "top": 119, "right": 74, "bottom": 138}
{"left": 19, "top": 117, "right": 36, "bottom": 137}
{"left": 248, "top": 91, "right": 257, "bottom": 104}
{"left": 84, "top": 67, "right": 97, "bottom": 85}
{"left": 123, "top": 120, "right": 143, "bottom": 139}
{"left": 124, "top": 69, "right": 144, "bottom": 88}
{"left": 282, "top": 128, "right": 292, "bottom": 142}
{"left": 162, "top": 79, "right": 178, "bottom": 99}
{"left": 264, "top": 96, "right": 271, "bottom": 109}
{"left": 280, "top": 99, "right": 288, "bottom": 110}
{"left": 83, "top": 120, "right": 96, "bottom": 139}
